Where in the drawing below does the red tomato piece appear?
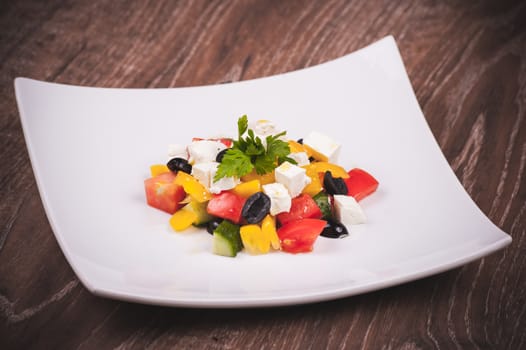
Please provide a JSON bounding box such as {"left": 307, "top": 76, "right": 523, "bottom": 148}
{"left": 344, "top": 168, "right": 379, "bottom": 201}
{"left": 144, "top": 172, "right": 186, "bottom": 214}
{"left": 277, "top": 194, "right": 322, "bottom": 226}
{"left": 192, "top": 137, "right": 233, "bottom": 148}
{"left": 277, "top": 218, "right": 326, "bottom": 253}
{"left": 206, "top": 191, "right": 245, "bottom": 224}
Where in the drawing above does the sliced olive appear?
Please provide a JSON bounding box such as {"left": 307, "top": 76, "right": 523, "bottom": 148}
{"left": 323, "top": 171, "right": 348, "bottom": 195}
{"left": 167, "top": 157, "right": 192, "bottom": 174}
{"left": 321, "top": 220, "right": 349, "bottom": 238}
{"left": 242, "top": 192, "right": 271, "bottom": 224}
{"left": 297, "top": 138, "right": 303, "bottom": 144}
{"left": 206, "top": 218, "right": 223, "bottom": 235}
{"left": 216, "top": 148, "right": 228, "bottom": 163}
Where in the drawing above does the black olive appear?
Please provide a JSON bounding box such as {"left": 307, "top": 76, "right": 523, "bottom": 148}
{"left": 242, "top": 192, "right": 271, "bottom": 224}
{"left": 297, "top": 138, "right": 303, "bottom": 144}
{"left": 167, "top": 157, "right": 192, "bottom": 174}
{"left": 323, "top": 171, "right": 348, "bottom": 195}
{"left": 321, "top": 220, "right": 349, "bottom": 238}
{"left": 206, "top": 218, "right": 223, "bottom": 235}
{"left": 216, "top": 148, "right": 228, "bottom": 163}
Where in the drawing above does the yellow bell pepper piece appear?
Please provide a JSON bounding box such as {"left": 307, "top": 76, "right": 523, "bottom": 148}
{"left": 169, "top": 209, "right": 198, "bottom": 232}
{"left": 232, "top": 179, "right": 262, "bottom": 198}
{"left": 173, "top": 172, "right": 212, "bottom": 202}
{"left": 301, "top": 166, "right": 323, "bottom": 196}
{"left": 241, "top": 170, "right": 275, "bottom": 185}
{"left": 261, "top": 215, "right": 280, "bottom": 250}
{"left": 240, "top": 224, "right": 270, "bottom": 254}
{"left": 303, "top": 162, "right": 349, "bottom": 178}
{"left": 302, "top": 144, "right": 327, "bottom": 162}
{"left": 150, "top": 164, "right": 170, "bottom": 177}
{"left": 288, "top": 140, "right": 313, "bottom": 157}
{"left": 302, "top": 175, "right": 323, "bottom": 196}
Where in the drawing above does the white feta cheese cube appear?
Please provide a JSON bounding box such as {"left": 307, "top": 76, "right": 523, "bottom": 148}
{"left": 262, "top": 183, "right": 292, "bottom": 215}
{"left": 275, "top": 161, "right": 311, "bottom": 198}
{"left": 303, "top": 131, "right": 341, "bottom": 163}
{"left": 187, "top": 140, "right": 226, "bottom": 164}
{"left": 191, "top": 162, "right": 217, "bottom": 187}
{"left": 167, "top": 144, "right": 187, "bottom": 159}
{"left": 253, "top": 119, "right": 278, "bottom": 137}
{"left": 246, "top": 119, "right": 287, "bottom": 148}
{"left": 288, "top": 151, "right": 310, "bottom": 166}
{"left": 191, "top": 161, "right": 238, "bottom": 193}
{"left": 333, "top": 195, "right": 367, "bottom": 225}
{"left": 209, "top": 164, "right": 239, "bottom": 194}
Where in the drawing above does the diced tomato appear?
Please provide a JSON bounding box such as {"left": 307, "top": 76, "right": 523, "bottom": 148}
{"left": 344, "top": 168, "right": 379, "bottom": 201}
{"left": 206, "top": 191, "right": 245, "bottom": 224}
{"left": 277, "top": 218, "right": 326, "bottom": 253}
{"left": 277, "top": 194, "right": 323, "bottom": 226}
{"left": 192, "top": 137, "right": 233, "bottom": 148}
{"left": 144, "top": 172, "right": 186, "bottom": 214}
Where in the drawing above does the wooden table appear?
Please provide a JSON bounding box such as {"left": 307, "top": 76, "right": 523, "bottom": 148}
{"left": 1, "top": 1, "right": 525, "bottom": 348}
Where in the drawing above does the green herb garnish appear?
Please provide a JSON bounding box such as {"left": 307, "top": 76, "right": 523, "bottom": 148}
{"left": 214, "top": 115, "right": 295, "bottom": 181}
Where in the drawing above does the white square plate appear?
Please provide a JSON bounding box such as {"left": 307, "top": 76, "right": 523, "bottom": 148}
{"left": 15, "top": 36, "right": 511, "bottom": 308}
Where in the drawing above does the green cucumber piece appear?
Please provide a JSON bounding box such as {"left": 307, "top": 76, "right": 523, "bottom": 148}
{"left": 313, "top": 191, "right": 333, "bottom": 220}
{"left": 212, "top": 220, "right": 243, "bottom": 257}
{"left": 183, "top": 201, "right": 214, "bottom": 226}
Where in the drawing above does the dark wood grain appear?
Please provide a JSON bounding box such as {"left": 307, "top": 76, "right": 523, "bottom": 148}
{"left": 1, "top": 0, "right": 525, "bottom": 349}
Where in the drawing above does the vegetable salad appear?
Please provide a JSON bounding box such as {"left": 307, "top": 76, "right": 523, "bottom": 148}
{"left": 144, "top": 116, "right": 378, "bottom": 257}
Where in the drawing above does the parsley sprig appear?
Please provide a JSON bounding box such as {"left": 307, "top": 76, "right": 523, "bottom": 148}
{"left": 214, "top": 115, "right": 295, "bottom": 181}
